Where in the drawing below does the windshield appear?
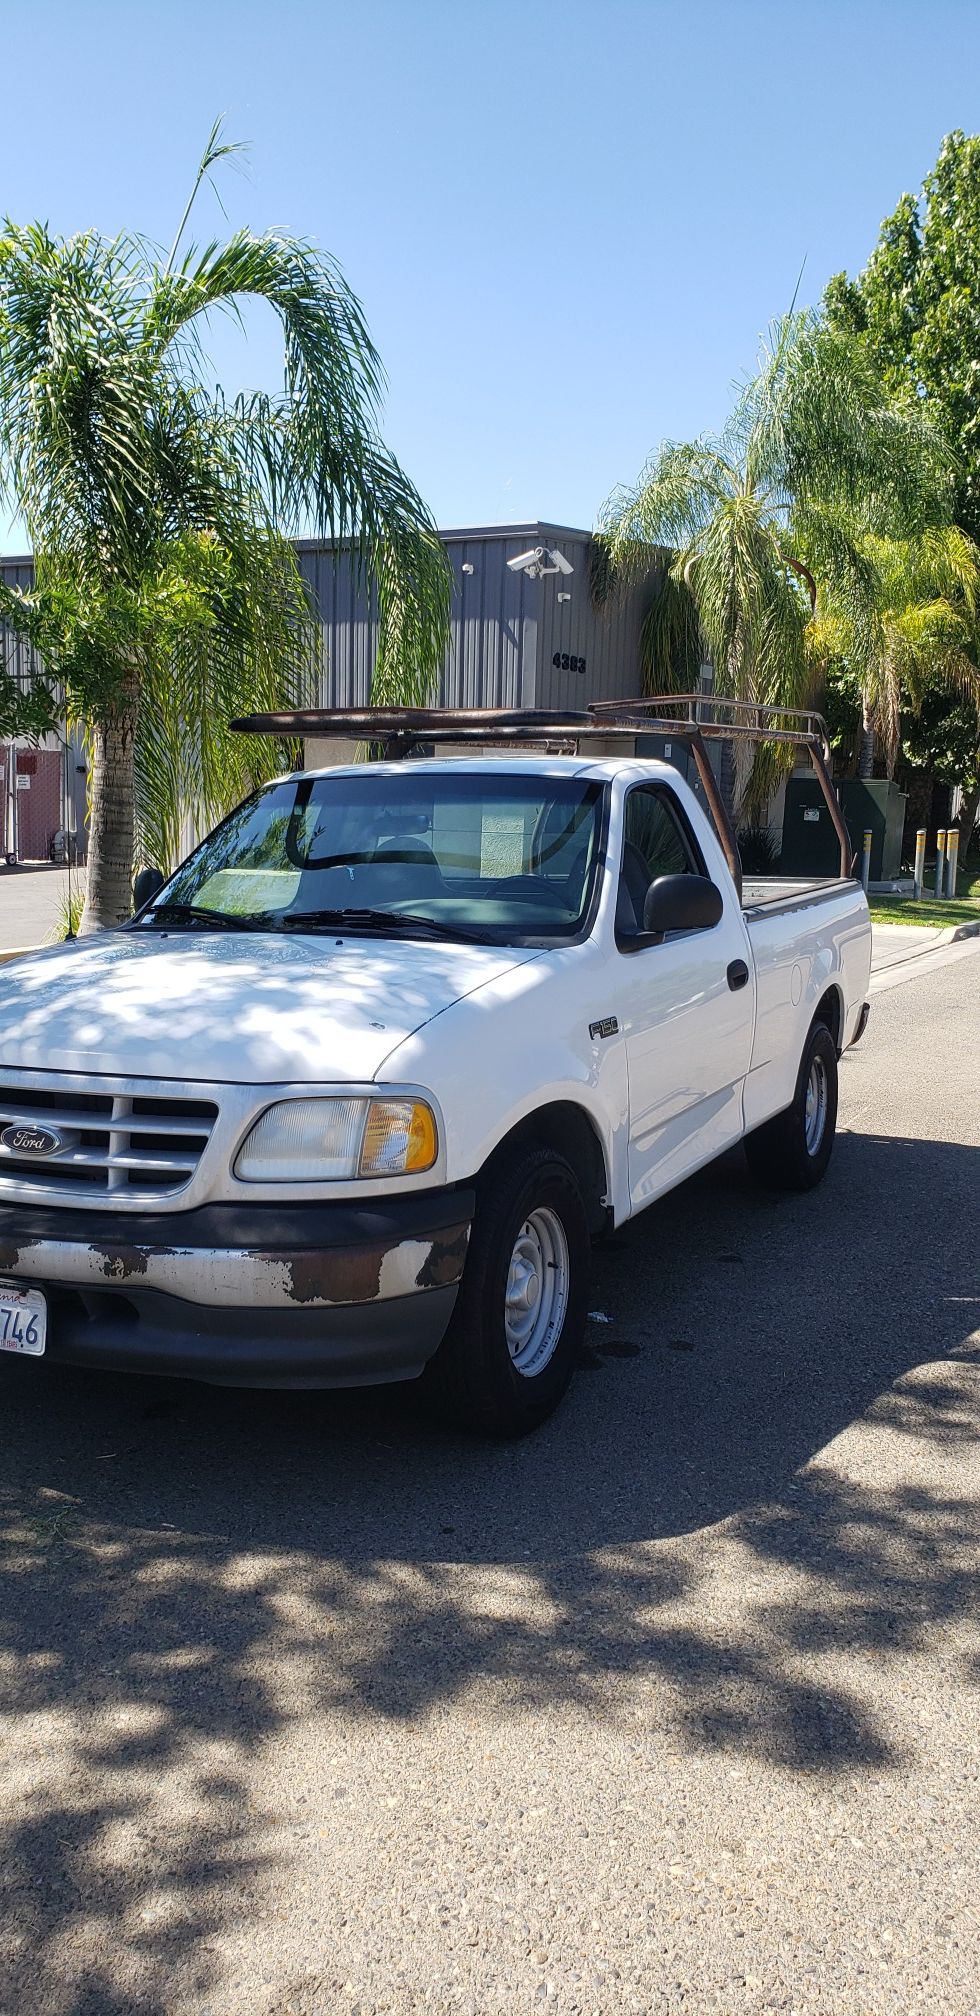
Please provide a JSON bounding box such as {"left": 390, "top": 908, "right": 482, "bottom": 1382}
{"left": 140, "top": 769, "right": 605, "bottom": 944}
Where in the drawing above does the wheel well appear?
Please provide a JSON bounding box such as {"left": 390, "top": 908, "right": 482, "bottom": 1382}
{"left": 813, "top": 985, "right": 843, "bottom": 1053}
{"left": 480, "top": 1102, "right": 610, "bottom": 1234}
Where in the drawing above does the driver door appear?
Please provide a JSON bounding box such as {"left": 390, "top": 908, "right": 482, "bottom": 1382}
{"left": 616, "top": 783, "right": 753, "bottom": 1214}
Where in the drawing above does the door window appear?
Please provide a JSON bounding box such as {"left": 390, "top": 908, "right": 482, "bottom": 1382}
{"left": 617, "top": 785, "right": 703, "bottom": 938}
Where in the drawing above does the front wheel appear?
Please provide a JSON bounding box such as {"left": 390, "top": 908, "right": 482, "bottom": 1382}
{"left": 422, "top": 1145, "right": 591, "bottom": 1436}
{"left": 743, "top": 1021, "right": 839, "bottom": 1191}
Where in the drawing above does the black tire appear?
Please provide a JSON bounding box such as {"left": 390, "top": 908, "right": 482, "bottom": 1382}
{"left": 423, "top": 1145, "right": 591, "bottom": 1437}
{"left": 743, "top": 1021, "right": 839, "bottom": 1192}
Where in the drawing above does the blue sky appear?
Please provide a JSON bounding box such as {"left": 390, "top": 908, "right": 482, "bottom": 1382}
{"left": 4, "top": 0, "right": 980, "bottom": 549}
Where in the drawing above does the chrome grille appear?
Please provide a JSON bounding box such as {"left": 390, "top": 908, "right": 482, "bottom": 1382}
{"left": 0, "top": 1085, "right": 218, "bottom": 1197}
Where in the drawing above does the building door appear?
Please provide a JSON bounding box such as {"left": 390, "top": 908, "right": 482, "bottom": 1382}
{"left": 8, "top": 748, "right": 64, "bottom": 861}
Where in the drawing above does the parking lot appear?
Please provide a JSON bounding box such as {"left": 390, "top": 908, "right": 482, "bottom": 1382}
{"left": 0, "top": 948, "right": 978, "bottom": 2015}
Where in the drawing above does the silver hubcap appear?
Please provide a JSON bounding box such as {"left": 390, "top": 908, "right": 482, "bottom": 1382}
{"left": 804, "top": 1055, "right": 828, "bottom": 1155}
{"left": 504, "top": 1206, "right": 570, "bottom": 1378}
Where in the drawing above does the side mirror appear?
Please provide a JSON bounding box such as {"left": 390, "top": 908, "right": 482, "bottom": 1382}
{"left": 133, "top": 865, "right": 166, "bottom": 914}
{"left": 642, "top": 872, "right": 724, "bottom": 936}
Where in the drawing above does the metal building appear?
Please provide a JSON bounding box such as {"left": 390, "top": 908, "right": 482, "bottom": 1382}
{"left": 298, "top": 522, "right": 658, "bottom": 712}
{"left": 1, "top": 524, "right": 659, "bottom": 858}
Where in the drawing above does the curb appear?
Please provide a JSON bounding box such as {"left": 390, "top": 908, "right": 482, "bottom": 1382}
{"left": 0, "top": 944, "right": 44, "bottom": 964}
{"left": 871, "top": 918, "right": 980, "bottom": 968}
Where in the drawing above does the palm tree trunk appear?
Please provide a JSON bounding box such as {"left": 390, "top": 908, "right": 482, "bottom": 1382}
{"left": 857, "top": 695, "right": 876, "bottom": 779}
{"left": 844, "top": 717, "right": 863, "bottom": 778}
{"left": 80, "top": 677, "right": 139, "bottom": 933}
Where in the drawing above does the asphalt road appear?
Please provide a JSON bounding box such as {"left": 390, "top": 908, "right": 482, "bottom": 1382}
{"left": 0, "top": 865, "right": 85, "bottom": 951}
{"left": 0, "top": 948, "right": 978, "bottom": 2016}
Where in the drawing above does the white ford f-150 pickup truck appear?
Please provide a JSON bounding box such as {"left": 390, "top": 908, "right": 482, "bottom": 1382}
{"left": 0, "top": 718, "right": 871, "bottom": 1433}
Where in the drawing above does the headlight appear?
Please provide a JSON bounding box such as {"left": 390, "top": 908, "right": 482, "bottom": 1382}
{"left": 235, "top": 1097, "right": 438, "bottom": 1183}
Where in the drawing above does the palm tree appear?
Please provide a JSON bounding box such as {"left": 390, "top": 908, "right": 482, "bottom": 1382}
{"left": 0, "top": 125, "right": 450, "bottom": 929}
{"left": 600, "top": 314, "right": 953, "bottom": 811}
{"left": 808, "top": 526, "right": 980, "bottom": 778}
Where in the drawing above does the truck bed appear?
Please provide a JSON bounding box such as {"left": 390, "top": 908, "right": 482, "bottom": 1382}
{"left": 741, "top": 875, "right": 857, "bottom": 916}
{"left": 739, "top": 873, "right": 872, "bottom": 1133}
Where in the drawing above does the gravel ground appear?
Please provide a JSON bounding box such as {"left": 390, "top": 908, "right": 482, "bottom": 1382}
{"left": 0, "top": 948, "right": 977, "bottom": 2015}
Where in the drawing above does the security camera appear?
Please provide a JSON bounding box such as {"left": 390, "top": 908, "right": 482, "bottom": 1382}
{"left": 507, "top": 546, "right": 548, "bottom": 576}
{"left": 507, "top": 545, "right": 575, "bottom": 579}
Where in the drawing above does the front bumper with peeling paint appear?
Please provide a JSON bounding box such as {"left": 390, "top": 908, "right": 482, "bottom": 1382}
{"left": 0, "top": 1188, "right": 473, "bottom": 1388}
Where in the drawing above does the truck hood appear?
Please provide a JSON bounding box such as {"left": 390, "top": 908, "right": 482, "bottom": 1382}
{"left": 0, "top": 931, "right": 540, "bottom": 1084}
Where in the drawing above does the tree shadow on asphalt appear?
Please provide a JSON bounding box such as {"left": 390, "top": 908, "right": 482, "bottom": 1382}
{"left": 0, "top": 1123, "right": 977, "bottom": 2012}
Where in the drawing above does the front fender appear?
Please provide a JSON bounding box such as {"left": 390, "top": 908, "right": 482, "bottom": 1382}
{"left": 376, "top": 948, "right": 632, "bottom": 1223}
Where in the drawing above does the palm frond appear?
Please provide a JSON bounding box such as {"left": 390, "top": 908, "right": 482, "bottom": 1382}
{"left": 638, "top": 562, "right": 702, "bottom": 693}
{"left": 145, "top": 231, "right": 451, "bottom": 693}
{"left": 751, "top": 312, "right": 954, "bottom": 533}
{"left": 133, "top": 536, "right": 320, "bottom": 869}
{"left": 596, "top": 309, "right": 956, "bottom": 808}
{"left": 0, "top": 225, "right": 158, "bottom": 570}
{"left": 148, "top": 230, "right": 383, "bottom": 425}
{"left": 600, "top": 440, "right": 735, "bottom": 570}
{"left": 166, "top": 116, "right": 249, "bottom": 272}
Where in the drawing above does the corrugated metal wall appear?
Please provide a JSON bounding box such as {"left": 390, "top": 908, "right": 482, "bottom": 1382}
{"left": 296, "top": 521, "right": 660, "bottom": 711}
{"left": 441, "top": 531, "right": 537, "bottom": 709}
{"left": 530, "top": 528, "right": 661, "bottom": 710}
{"left": 1, "top": 526, "right": 662, "bottom": 827}
{"left": 296, "top": 525, "right": 542, "bottom": 709}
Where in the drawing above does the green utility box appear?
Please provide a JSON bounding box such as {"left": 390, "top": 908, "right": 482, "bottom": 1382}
{"left": 779, "top": 775, "right": 908, "bottom": 880}
{"left": 838, "top": 780, "right": 908, "bottom": 881}
{"left": 779, "top": 774, "right": 847, "bottom": 876}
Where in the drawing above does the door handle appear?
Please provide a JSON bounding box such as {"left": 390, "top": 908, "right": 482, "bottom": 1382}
{"left": 727, "top": 960, "right": 749, "bottom": 991}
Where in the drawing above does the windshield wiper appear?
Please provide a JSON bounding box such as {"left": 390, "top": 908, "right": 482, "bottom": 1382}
{"left": 277, "top": 907, "right": 498, "bottom": 945}
{"left": 138, "top": 902, "right": 497, "bottom": 945}
{"left": 139, "top": 903, "right": 281, "bottom": 932}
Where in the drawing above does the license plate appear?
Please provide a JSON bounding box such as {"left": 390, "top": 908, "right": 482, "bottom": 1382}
{"left": 0, "top": 1280, "right": 46, "bottom": 1356}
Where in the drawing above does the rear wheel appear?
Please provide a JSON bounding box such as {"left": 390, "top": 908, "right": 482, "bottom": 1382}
{"left": 423, "top": 1145, "right": 590, "bottom": 1436}
{"left": 744, "top": 1021, "right": 839, "bottom": 1191}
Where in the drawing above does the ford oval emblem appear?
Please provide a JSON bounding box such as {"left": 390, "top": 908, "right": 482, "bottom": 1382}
{"left": 0, "top": 1123, "right": 64, "bottom": 1158}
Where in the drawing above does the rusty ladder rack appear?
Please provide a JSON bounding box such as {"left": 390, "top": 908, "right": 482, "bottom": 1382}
{"left": 230, "top": 698, "right": 854, "bottom": 888}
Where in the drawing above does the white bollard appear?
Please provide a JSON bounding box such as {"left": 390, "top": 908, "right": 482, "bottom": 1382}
{"left": 934, "top": 829, "right": 947, "bottom": 898}
{"left": 946, "top": 827, "right": 960, "bottom": 900}
{"left": 860, "top": 828, "right": 873, "bottom": 891}
{"left": 913, "top": 828, "right": 927, "bottom": 900}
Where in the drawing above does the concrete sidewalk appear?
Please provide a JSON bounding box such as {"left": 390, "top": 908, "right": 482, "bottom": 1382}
{"left": 871, "top": 916, "right": 980, "bottom": 976}
{"left": 871, "top": 920, "right": 951, "bottom": 972}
